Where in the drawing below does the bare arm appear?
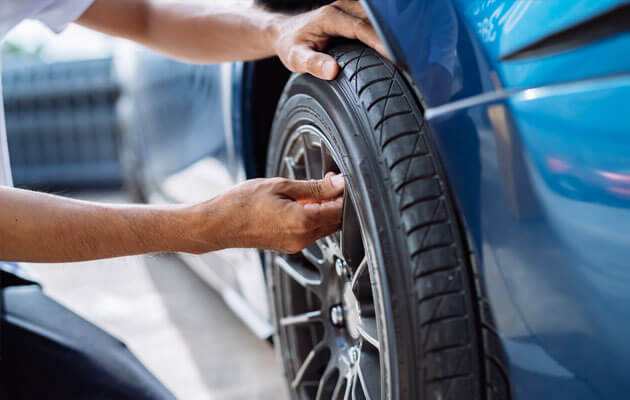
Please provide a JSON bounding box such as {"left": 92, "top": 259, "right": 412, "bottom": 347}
{"left": 76, "top": 0, "right": 385, "bottom": 79}
{"left": 0, "top": 187, "right": 192, "bottom": 262}
{"left": 0, "top": 175, "right": 344, "bottom": 263}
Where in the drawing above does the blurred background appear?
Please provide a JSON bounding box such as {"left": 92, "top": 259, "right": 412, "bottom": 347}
{"left": 3, "top": 22, "right": 120, "bottom": 189}
{"left": 2, "top": 11, "right": 287, "bottom": 400}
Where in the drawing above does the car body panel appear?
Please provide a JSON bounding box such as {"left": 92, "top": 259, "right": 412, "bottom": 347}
{"left": 427, "top": 75, "right": 630, "bottom": 399}
{"left": 363, "top": 0, "right": 630, "bottom": 398}
{"left": 364, "top": 0, "right": 630, "bottom": 106}
{"left": 115, "top": 47, "right": 270, "bottom": 336}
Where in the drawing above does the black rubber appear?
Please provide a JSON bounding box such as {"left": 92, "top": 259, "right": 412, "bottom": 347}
{"left": 268, "top": 42, "right": 510, "bottom": 399}
{"left": 0, "top": 285, "right": 174, "bottom": 399}
{"left": 329, "top": 42, "right": 483, "bottom": 400}
{"left": 255, "top": 0, "right": 331, "bottom": 12}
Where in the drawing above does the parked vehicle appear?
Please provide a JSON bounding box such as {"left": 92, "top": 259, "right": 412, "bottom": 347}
{"left": 115, "top": 1, "right": 630, "bottom": 399}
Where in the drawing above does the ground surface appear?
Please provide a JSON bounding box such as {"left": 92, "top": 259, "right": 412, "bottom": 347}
{"left": 26, "top": 191, "right": 289, "bottom": 400}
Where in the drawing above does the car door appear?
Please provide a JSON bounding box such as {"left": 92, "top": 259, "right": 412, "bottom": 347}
{"left": 115, "top": 44, "right": 271, "bottom": 337}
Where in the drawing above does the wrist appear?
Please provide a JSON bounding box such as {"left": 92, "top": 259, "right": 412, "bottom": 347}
{"left": 176, "top": 197, "right": 229, "bottom": 254}
{"left": 263, "top": 12, "right": 288, "bottom": 56}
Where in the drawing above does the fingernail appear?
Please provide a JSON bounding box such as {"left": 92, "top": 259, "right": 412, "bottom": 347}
{"left": 323, "top": 60, "right": 337, "bottom": 79}
{"left": 331, "top": 174, "right": 345, "bottom": 189}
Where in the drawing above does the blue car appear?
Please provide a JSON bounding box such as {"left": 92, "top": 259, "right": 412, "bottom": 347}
{"left": 115, "top": 1, "right": 630, "bottom": 399}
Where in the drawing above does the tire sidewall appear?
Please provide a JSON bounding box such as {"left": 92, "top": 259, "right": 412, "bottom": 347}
{"left": 266, "top": 73, "right": 419, "bottom": 400}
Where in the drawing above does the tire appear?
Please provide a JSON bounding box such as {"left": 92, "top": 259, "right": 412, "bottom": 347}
{"left": 255, "top": 0, "right": 331, "bottom": 12}
{"left": 266, "top": 43, "right": 495, "bottom": 399}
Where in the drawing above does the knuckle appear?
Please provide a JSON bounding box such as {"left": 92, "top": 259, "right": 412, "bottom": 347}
{"left": 320, "top": 5, "right": 336, "bottom": 17}
{"left": 308, "top": 180, "right": 322, "bottom": 199}
{"left": 353, "top": 18, "right": 369, "bottom": 31}
{"left": 252, "top": 178, "right": 270, "bottom": 190}
{"left": 260, "top": 177, "right": 279, "bottom": 190}
{"left": 287, "top": 48, "right": 301, "bottom": 70}
{"left": 271, "top": 177, "right": 288, "bottom": 189}
{"left": 266, "top": 177, "right": 281, "bottom": 185}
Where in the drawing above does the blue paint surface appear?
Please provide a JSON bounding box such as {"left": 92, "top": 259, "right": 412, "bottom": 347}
{"left": 365, "top": 0, "right": 630, "bottom": 398}
{"left": 366, "top": 0, "right": 630, "bottom": 106}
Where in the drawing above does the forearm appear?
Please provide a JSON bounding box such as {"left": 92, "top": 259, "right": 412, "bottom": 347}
{"left": 77, "top": 0, "right": 281, "bottom": 64}
{"left": 0, "top": 187, "right": 208, "bottom": 262}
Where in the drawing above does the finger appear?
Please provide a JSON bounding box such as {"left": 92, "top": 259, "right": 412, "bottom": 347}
{"left": 309, "top": 222, "right": 342, "bottom": 243}
{"left": 288, "top": 44, "right": 339, "bottom": 80}
{"left": 282, "top": 174, "right": 345, "bottom": 202}
{"left": 296, "top": 173, "right": 339, "bottom": 204}
{"left": 303, "top": 196, "right": 343, "bottom": 226}
{"left": 331, "top": 0, "right": 368, "bottom": 19}
{"left": 320, "top": 8, "right": 387, "bottom": 58}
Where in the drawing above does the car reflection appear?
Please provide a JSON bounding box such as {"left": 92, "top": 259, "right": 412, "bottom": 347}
{"left": 542, "top": 156, "right": 630, "bottom": 204}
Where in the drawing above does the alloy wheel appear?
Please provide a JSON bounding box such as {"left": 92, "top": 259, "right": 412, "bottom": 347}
{"left": 269, "top": 125, "right": 384, "bottom": 400}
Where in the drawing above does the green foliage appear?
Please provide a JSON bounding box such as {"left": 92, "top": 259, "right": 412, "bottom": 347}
{"left": 2, "top": 41, "right": 43, "bottom": 59}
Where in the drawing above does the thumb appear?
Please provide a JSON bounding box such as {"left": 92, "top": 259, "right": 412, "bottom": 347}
{"left": 288, "top": 45, "right": 339, "bottom": 80}
{"left": 284, "top": 173, "right": 345, "bottom": 202}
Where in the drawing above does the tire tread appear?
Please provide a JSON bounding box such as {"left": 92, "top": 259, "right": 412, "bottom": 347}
{"left": 329, "top": 43, "right": 511, "bottom": 400}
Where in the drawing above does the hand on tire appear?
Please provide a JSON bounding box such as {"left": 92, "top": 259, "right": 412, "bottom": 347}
{"left": 271, "top": 0, "right": 387, "bottom": 80}
{"left": 194, "top": 173, "right": 344, "bottom": 253}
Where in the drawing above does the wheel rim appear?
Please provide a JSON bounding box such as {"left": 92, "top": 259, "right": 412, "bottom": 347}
{"left": 270, "top": 125, "right": 383, "bottom": 400}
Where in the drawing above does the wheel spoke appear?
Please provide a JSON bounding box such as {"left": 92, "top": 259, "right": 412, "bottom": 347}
{"left": 357, "top": 317, "right": 379, "bottom": 351}
{"left": 331, "top": 376, "right": 347, "bottom": 400}
{"left": 292, "top": 342, "right": 325, "bottom": 389}
{"left": 274, "top": 256, "right": 321, "bottom": 290}
{"left": 358, "top": 351, "right": 380, "bottom": 400}
{"left": 315, "top": 366, "right": 337, "bottom": 400}
{"left": 350, "top": 372, "right": 359, "bottom": 400}
{"left": 280, "top": 310, "right": 322, "bottom": 327}
{"left": 302, "top": 244, "right": 326, "bottom": 270}
{"left": 301, "top": 132, "right": 323, "bottom": 180}
{"left": 351, "top": 256, "right": 368, "bottom": 290}
{"left": 283, "top": 156, "right": 296, "bottom": 179}
{"left": 341, "top": 195, "right": 363, "bottom": 267}
{"left": 283, "top": 155, "right": 306, "bottom": 180}
{"left": 343, "top": 375, "right": 352, "bottom": 400}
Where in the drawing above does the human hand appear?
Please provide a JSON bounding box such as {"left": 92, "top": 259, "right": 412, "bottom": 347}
{"left": 270, "top": 0, "right": 387, "bottom": 80}
{"left": 189, "top": 173, "right": 345, "bottom": 254}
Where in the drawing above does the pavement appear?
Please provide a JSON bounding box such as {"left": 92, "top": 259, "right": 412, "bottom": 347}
{"left": 26, "top": 191, "right": 289, "bottom": 400}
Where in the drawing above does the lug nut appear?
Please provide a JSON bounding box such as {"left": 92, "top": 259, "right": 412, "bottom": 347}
{"left": 350, "top": 347, "right": 360, "bottom": 364}
{"left": 335, "top": 258, "right": 349, "bottom": 279}
{"left": 330, "top": 305, "right": 344, "bottom": 327}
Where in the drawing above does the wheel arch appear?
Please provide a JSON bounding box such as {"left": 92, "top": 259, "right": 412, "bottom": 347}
{"left": 242, "top": 0, "right": 406, "bottom": 179}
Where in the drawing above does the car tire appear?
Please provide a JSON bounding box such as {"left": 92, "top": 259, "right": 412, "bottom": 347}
{"left": 266, "top": 42, "right": 499, "bottom": 399}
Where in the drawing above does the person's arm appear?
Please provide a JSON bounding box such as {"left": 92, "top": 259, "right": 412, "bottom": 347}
{"left": 0, "top": 174, "right": 344, "bottom": 262}
{"left": 76, "top": 0, "right": 385, "bottom": 80}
